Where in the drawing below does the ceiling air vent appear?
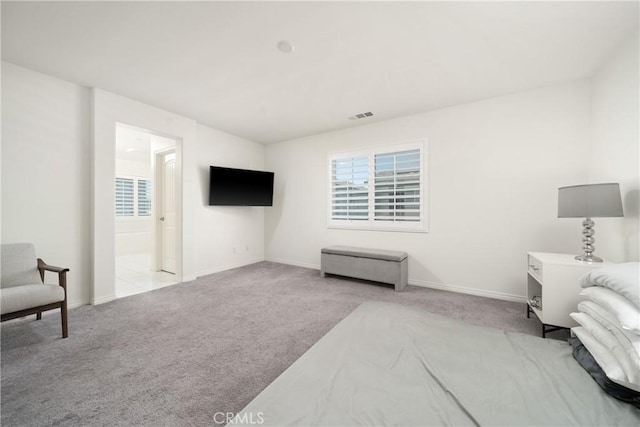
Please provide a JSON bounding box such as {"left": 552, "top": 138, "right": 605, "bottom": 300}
{"left": 348, "top": 111, "right": 374, "bottom": 120}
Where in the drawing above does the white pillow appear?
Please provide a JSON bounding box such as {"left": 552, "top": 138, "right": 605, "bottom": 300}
{"left": 571, "top": 311, "right": 639, "bottom": 384}
{"left": 580, "top": 286, "right": 640, "bottom": 335}
{"left": 580, "top": 262, "right": 640, "bottom": 308}
{"left": 572, "top": 327, "right": 630, "bottom": 387}
{"left": 579, "top": 301, "right": 640, "bottom": 363}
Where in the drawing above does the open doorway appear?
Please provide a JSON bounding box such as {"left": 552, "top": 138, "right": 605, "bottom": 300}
{"left": 115, "top": 124, "right": 179, "bottom": 298}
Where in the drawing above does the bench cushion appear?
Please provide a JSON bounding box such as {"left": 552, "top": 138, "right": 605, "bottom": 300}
{"left": 321, "top": 246, "right": 407, "bottom": 262}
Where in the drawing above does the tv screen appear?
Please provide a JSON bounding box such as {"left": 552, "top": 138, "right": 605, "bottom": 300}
{"left": 209, "top": 166, "right": 274, "bottom": 206}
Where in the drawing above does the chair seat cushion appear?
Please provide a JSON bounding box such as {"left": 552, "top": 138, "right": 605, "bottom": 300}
{"left": 1, "top": 284, "right": 64, "bottom": 315}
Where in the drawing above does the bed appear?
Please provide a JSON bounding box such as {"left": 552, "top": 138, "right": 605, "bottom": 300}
{"left": 231, "top": 301, "right": 640, "bottom": 426}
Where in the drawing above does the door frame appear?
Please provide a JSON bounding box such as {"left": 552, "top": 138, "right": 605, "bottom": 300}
{"left": 92, "top": 89, "right": 196, "bottom": 305}
{"left": 152, "top": 147, "right": 176, "bottom": 273}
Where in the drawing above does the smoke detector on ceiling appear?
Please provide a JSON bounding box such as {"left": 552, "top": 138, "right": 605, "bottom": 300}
{"left": 348, "top": 112, "right": 374, "bottom": 120}
{"left": 277, "top": 40, "right": 295, "bottom": 53}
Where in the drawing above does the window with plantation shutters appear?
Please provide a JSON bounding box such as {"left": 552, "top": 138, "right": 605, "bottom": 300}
{"left": 115, "top": 176, "right": 153, "bottom": 217}
{"left": 115, "top": 177, "right": 135, "bottom": 217}
{"left": 328, "top": 140, "right": 427, "bottom": 232}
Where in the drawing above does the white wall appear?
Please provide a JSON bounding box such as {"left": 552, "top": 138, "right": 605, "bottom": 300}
{"left": 265, "top": 80, "right": 591, "bottom": 301}
{"left": 1, "top": 62, "right": 91, "bottom": 307}
{"left": 2, "top": 62, "right": 267, "bottom": 306}
{"left": 195, "top": 125, "right": 265, "bottom": 276}
{"left": 589, "top": 33, "right": 639, "bottom": 262}
{"left": 115, "top": 219, "right": 153, "bottom": 256}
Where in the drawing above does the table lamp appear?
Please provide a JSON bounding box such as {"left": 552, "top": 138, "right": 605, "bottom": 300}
{"left": 558, "top": 183, "right": 623, "bottom": 262}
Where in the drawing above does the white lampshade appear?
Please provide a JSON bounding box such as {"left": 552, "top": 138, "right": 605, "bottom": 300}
{"left": 558, "top": 183, "right": 623, "bottom": 218}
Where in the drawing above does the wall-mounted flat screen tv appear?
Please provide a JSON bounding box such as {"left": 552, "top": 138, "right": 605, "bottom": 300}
{"left": 209, "top": 166, "right": 274, "bottom": 206}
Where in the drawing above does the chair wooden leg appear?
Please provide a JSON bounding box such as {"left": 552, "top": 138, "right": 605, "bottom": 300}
{"left": 36, "top": 312, "right": 42, "bottom": 320}
{"left": 61, "top": 304, "right": 68, "bottom": 338}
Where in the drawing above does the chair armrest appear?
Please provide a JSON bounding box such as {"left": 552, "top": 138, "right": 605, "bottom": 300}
{"left": 37, "top": 258, "right": 69, "bottom": 290}
{"left": 38, "top": 259, "right": 69, "bottom": 274}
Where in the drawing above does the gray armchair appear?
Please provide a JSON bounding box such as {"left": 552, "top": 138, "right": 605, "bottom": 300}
{"left": 1, "top": 243, "right": 69, "bottom": 338}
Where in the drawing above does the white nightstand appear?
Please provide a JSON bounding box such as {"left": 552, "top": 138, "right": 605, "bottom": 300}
{"left": 526, "top": 252, "right": 610, "bottom": 338}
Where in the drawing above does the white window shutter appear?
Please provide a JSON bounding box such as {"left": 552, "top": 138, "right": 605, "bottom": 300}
{"left": 374, "top": 149, "right": 421, "bottom": 222}
{"left": 115, "top": 177, "right": 134, "bottom": 216}
{"left": 137, "top": 179, "right": 152, "bottom": 216}
{"left": 331, "top": 156, "right": 369, "bottom": 221}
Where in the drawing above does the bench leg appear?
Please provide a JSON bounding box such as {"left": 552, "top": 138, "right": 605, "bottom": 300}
{"left": 395, "top": 259, "right": 408, "bottom": 291}
{"left": 394, "top": 279, "right": 408, "bottom": 292}
{"left": 36, "top": 312, "right": 42, "bottom": 320}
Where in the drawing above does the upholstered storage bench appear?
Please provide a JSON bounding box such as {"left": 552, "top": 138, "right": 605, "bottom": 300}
{"left": 320, "top": 246, "right": 408, "bottom": 291}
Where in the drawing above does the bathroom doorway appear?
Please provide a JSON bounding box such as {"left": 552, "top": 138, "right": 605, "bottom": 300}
{"left": 114, "top": 124, "right": 179, "bottom": 298}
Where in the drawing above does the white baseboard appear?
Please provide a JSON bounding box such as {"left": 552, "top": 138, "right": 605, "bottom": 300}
{"left": 197, "top": 257, "right": 266, "bottom": 278}
{"left": 181, "top": 275, "right": 197, "bottom": 282}
{"left": 264, "top": 257, "right": 526, "bottom": 303}
{"left": 68, "top": 300, "right": 89, "bottom": 309}
{"left": 409, "top": 279, "right": 527, "bottom": 303}
{"left": 264, "top": 257, "right": 320, "bottom": 270}
{"left": 91, "top": 294, "right": 117, "bottom": 306}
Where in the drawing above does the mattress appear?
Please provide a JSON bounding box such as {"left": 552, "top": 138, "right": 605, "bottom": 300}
{"left": 231, "top": 301, "right": 640, "bottom": 426}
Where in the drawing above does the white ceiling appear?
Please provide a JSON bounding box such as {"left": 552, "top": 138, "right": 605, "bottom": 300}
{"left": 115, "top": 125, "right": 152, "bottom": 163}
{"left": 116, "top": 124, "right": 176, "bottom": 163}
{"left": 2, "top": 1, "right": 638, "bottom": 144}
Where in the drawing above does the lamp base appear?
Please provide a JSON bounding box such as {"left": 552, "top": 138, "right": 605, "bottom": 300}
{"left": 575, "top": 254, "right": 603, "bottom": 263}
{"left": 576, "top": 218, "right": 604, "bottom": 263}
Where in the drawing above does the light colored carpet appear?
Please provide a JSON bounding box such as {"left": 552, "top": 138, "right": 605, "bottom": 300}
{"left": 1, "top": 261, "right": 566, "bottom": 426}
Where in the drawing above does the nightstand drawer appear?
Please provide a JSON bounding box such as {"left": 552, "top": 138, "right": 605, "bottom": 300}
{"left": 527, "top": 254, "right": 543, "bottom": 281}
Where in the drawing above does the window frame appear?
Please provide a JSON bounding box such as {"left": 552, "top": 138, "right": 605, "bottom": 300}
{"left": 327, "top": 140, "right": 429, "bottom": 233}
